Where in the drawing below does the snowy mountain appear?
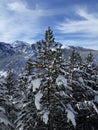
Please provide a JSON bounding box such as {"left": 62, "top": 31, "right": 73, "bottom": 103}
{"left": 0, "top": 41, "right": 34, "bottom": 72}
{"left": 11, "top": 40, "right": 33, "bottom": 54}
{"left": 0, "top": 40, "right": 98, "bottom": 73}
{"left": 0, "top": 42, "right": 15, "bottom": 58}
{"left": 11, "top": 40, "right": 28, "bottom": 48}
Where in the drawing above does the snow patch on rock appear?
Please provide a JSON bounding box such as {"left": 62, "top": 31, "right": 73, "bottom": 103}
{"left": 66, "top": 104, "right": 76, "bottom": 127}
{"left": 42, "top": 111, "right": 49, "bottom": 124}
{"left": 0, "top": 71, "right": 7, "bottom": 77}
{"left": 35, "top": 91, "right": 43, "bottom": 110}
{"left": 56, "top": 75, "right": 67, "bottom": 86}
{"left": 61, "top": 45, "right": 70, "bottom": 49}
{"left": 32, "top": 78, "right": 42, "bottom": 92}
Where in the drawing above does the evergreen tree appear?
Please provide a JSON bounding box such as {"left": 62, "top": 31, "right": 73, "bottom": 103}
{"left": 67, "top": 52, "right": 98, "bottom": 130}
{"left": 5, "top": 66, "right": 16, "bottom": 96}
{"left": 70, "top": 50, "right": 82, "bottom": 69}
{"left": 27, "top": 27, "right": 75, "bottom": 130}
{"left": 5, "top": 67, "right": 18, "bottom": 129}
{"left": 84, "top": 52, "right": 97, "bottom": 91}
{"left": 15, "top": 67, "right": 43, "bottom": 130}
{"left": 15, "top": 81, "right": 39, "bottom": 130}
{"left": 86, "top": 51, "right": 93, "bottom": 65}
{"left": 0, "top": 68, "right": 15, "bottom": 130}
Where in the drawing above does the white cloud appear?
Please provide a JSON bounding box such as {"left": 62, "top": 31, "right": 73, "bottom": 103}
{"left": 56, "top": 7, "right": 98, "bottom": 49}
{"left": 0, "top": 0, "right": 68, "bottom": 43}
{"left": 7, "top": 2, "right": 27, "bottom": 12}
{"left": 56, "top": 8, "right": 98, "bottom": 37}
{"left": 0, "top": 0, "right": 45, "bottom": 43}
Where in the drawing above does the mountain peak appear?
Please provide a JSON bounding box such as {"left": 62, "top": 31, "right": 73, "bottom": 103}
{"left": 11, "top": 40, "right": 29, "bottom": 48}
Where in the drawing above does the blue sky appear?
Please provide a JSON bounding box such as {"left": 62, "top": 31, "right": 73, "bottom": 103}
{"left": 0, "top": 0, "right": 98, "bottom": 49}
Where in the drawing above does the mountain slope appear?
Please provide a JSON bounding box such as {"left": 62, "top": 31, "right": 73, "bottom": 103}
{"left": 0, "top": 41, "right": 98, "bottom": 73}
{"left": 0, "top": 42, "right": 15, "bottom": 58}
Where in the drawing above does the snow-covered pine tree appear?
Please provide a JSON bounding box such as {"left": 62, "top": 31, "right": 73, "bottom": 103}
{"left": 83, "top": 52, "right": 97, "bottom": 93}
{"left": 0, "top": 67, "right": 16, "bottom": 130}
{"left": 27, "top": 27, "right": 75, "bottom": 130}
{"left": 4, "top": 67, "right": 18, "bottom": 129}
{"left": 66, "top": 49, "right": 82, "bottom": 84}
{"left": 0, "top": 78, "right": 11, "bottom": 129}
{"left": 70, "top": 49, "right": 82, "bottom": 69}
{"left": 83, "top": 52, "right": 98, "bottom": 129}
{"left": 15, "top": 67, "right": 43, "bottom": 130}
{"left": 86, "top": 51, "right": 93, "bottom": 64}
{"left": 5, "top": 67, "right": 16, "bottom": 96}
{"left": 68, "top": 51, "right": 98, "bottom": 130}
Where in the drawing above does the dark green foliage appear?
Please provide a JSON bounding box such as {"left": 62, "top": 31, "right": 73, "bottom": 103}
{"left": 0, "top": 67, "right": 17, "bottom": 130}
{"left": 4, "top": 66, "right": 16, "bottom": 96}
{"left": 27, "top": 27, "right": 73, "bottom": 130}
{"left": 15, "top": 85, "right": 39, "bottom": 130}
{"left": 68, "top": 51, "right": 98, "bottom": 130}
{"left": 86, "top": 51, "right": 94, "bottom": 64}
{"left": 70, "top": 50, "right": 82, "bottom": 69}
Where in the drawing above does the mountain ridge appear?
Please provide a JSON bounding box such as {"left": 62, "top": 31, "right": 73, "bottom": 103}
{"left": 0, "top": 41, "right": 98, "bottom": 73}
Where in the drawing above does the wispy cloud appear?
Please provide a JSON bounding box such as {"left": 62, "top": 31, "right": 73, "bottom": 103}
{"left": 0, "top": 0, "right": 71, "bottom": 43}
{"left": 56, "top": 7, "right": 98, "bottom": 49}
{"left": 0, "top": 0, "right": 45, "bottom": 43}
{"left": 56, "top": 8, "right": 98, "bottom": 37}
